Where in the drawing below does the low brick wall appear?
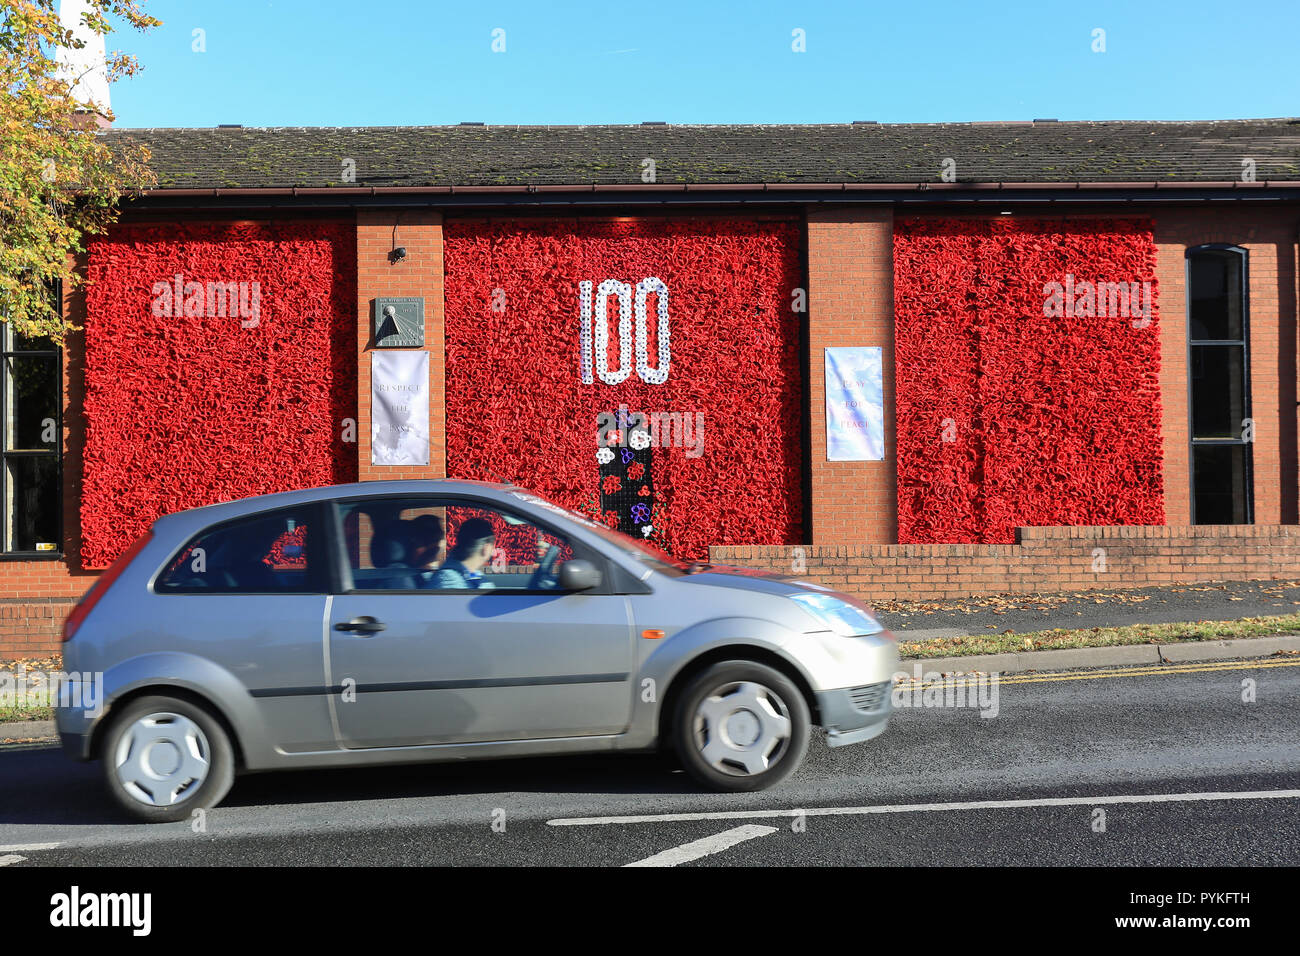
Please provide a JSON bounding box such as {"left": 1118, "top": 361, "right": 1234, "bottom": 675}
{"left": 0, "top": 599, "right": 77, "bottom": 660}
{"left": 3, "top": 525, "right": 1298, "bottom": 660}
{"left": 710, "top": 525, "right": 1300, "bottom": 601}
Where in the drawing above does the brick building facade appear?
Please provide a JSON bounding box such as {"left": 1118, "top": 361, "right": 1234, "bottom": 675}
{"left": 3, "top": 120, "right": 1299, "bottom": 657}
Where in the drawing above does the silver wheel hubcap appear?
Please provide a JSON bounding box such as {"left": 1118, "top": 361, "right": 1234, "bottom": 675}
{"left": 693, "top": 681, "right": 793, "bottom": 776}
{"left": 113, "top": 712, "right": 211, "bottom": 807}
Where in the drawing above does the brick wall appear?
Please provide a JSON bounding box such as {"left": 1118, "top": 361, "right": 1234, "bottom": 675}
{"left": 0, "top": 600, "right": 75, "bottom": 659}
{"left": 711, "top": 524, "right": 1300, "bottom": 602}
{"left": 1153, "top": 208, "right": 1299, "bottom": 525}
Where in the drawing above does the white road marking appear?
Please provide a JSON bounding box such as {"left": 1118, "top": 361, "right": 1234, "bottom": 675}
{"left": 0, "top": 842, "right": 60, "bottom": 852}
{"left": 625, "top": 824, "right": 778, "bottom": 867}
{"left": 550, "top": 789, "right": 1300, "bottom": 827}
{"left": 0, "top": 855, "right": 25, "bottom": 866}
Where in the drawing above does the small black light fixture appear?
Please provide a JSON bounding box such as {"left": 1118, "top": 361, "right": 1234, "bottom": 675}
{"left": 388, "top": 246, "right": 407, "bottom": 263}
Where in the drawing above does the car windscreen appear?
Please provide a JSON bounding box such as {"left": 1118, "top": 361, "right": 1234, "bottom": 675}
{"left": 508, "top": 491, "right": 689, "bottom": 577}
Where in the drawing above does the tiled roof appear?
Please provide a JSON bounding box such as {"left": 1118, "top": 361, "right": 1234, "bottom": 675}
{"left": 103, "top": 119, "right": 1300, "bottom": 190}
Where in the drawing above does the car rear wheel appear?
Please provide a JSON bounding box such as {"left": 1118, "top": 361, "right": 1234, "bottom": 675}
{"left": 673, "top": 661, "right": 810, "bottom": 792}
{"left": 100, "top": 695, "right": 235, "bottom": 823}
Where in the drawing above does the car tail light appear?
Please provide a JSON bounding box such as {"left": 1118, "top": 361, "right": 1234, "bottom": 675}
{"left": 62, "top": 530, "right": 153, "bottom": 642}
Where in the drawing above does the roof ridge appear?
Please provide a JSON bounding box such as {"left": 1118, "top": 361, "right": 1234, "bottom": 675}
{"left": 103, "top": 117, "right": 1300, "bottom": 134}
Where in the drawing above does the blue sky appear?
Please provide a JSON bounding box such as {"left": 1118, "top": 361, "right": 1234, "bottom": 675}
{"left": 107, "top": 0, "right": 1299, "bottom": 127}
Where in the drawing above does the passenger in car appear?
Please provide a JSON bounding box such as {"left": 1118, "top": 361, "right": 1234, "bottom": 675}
{"left": 428, "top": 517, "right": 496, "bottom": 589}
{"left": 408, "top": 514, "right": 447, "bottom": 571}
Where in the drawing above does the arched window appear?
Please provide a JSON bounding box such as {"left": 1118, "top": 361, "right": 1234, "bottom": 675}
{"left": 1186, "top": 245, "right": 1251, "bottom": 524}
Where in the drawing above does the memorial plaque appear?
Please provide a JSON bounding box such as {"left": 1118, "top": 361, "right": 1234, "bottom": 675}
{"left": 373, "top": 296, "right": 424, "bottom": 348}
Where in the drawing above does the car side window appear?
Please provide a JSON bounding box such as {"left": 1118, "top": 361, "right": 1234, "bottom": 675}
{"left": 338, "top": 497, "right": 577, "bottom": 593}
{"left": 156, "top": 506, "right": 320, "bottom": 593}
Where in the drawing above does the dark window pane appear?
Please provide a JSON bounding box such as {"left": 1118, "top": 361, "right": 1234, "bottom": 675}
{"left": 157, "top": 507, "right": 317, "bottom": 593}
{"left": 1188, "top": 250, "right": 1244, "bottom": 341}
{"left": 5, "top": 455, "right": 59, "bottom": 551}
{"left": 4, "top": 355, "right": 58, "bottom": 450}
{"left": 1190, "top": 345, "right": 1248, "bottom": 439}
{"left": 10, "top": 332, "right": 57, "bottom": 352}
{"left": 1194, "top": 444, "right": 1251, "bottom": 524}
{"left": 339, "top": 497, "right": 574, "bottom": 592}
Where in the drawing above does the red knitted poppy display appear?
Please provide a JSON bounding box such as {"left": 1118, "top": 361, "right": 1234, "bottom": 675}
{"left": 894, "top": 218, "right": 1165, "bottom": 544}
{"left": 443, "top": 218, "right": 804, "bottom": 560}
{"left": 81, "top": 221, "right": 357, "bottom": 567}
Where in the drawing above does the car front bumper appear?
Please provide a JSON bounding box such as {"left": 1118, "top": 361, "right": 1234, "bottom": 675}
{"left": 816, "top": 681, "right": 893, "bottom": 748}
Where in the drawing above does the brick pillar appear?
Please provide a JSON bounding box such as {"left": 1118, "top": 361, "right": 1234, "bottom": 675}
{"left": 1243, "top": 232, "right": 1286, "bottom": 524}
{"left": 356, "top": 210, "right": 446, "bottom": 480}
{"left": 806, "top": 207, "right": 896, "bottom": 545}
{"left": 1154, "top": 222, "right": 1193, "bottom": 527}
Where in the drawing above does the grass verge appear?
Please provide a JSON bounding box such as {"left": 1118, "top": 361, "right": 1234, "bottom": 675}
{"left": 0, "top": 687, "right": 54, "bottom": 724}
{"left": 899, "top": 613, "right": 1300, "bottom": 659}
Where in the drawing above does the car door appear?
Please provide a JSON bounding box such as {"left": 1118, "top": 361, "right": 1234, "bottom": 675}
{"left": 325, "top": 494, "right": 636, "bottom": 749}
{"left": 150, "top": 502, "right": 336, "bottom": 753}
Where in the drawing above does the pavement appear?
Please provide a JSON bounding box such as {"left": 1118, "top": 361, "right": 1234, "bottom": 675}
{"left": 899, "top": 635, "right": 1300, "bottom": 677}
{"left": 1, "top": 657, "right": 1297, "bottom": 865}
{"left": 879, "top": 577, "right": 1300, "bottom": 672}
{"left": 875, "top": 577, "right": 1300, "bottom": 638}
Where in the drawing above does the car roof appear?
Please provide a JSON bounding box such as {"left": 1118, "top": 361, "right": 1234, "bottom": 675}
{"left": 150, "top": 479, "right": 521, "bottom": 535}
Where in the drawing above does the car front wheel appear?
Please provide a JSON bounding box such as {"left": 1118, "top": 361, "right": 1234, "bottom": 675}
{"left": 100, "top": 695, "right": 236, "bottom": 823}
{"left": 673, "top": 661, "right": 810, "bottom": 792}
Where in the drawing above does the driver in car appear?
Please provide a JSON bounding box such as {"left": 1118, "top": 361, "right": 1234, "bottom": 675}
{"left": 428, "top": 517, "right": 497, "bottom": 589}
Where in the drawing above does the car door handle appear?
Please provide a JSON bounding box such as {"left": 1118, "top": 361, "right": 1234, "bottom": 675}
{"left": 334, "top": 616, "right": 386, "bottom": 635}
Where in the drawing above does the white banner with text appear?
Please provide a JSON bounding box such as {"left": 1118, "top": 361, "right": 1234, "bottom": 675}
{"left": 824, "top": 346, "right": 884, "bottom": 461}
{"left": 371, "top": 350, "right": 430, "bottom": 466}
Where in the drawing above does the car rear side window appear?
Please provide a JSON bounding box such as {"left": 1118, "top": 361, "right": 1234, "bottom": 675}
{"left": 156, "top": 506, "right": 322, "bottom": 593}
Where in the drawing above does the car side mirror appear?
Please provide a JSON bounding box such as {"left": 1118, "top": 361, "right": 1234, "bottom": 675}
{"left": 558, "top": 559, "right": 601, "bottom": 591}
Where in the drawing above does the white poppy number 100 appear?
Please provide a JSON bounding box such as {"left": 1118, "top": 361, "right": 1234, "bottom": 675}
{"left": 579, "top": 278, "right": 671, "bottom": 385}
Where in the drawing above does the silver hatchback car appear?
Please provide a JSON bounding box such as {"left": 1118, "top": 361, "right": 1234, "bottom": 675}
{"left": 58, "top": 481, "right": 898, "bottom": 822}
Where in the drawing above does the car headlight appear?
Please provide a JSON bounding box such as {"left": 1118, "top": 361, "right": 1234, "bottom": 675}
{"left": 789, "top": 593, "right": 885, "bottom": 637}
